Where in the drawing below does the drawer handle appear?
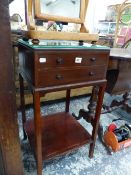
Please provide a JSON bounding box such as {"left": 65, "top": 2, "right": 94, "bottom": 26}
{"left": 56, "top": 58, "right": 63, "bottom": 64}
{"left": 90, "top": 57, "right": 96, "bottom": 62}
{"left": 89, "top": 72, "right": 95, "bottom": 76}
{"left": 56, "top": 74, "right": 63, "bottom": 80}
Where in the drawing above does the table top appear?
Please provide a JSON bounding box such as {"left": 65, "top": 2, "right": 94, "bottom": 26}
{"left": 110, "top": 48, "right": 131, "bottom": 60}
{"left": 18, "top": 39, "right": 110, "bottom": 51}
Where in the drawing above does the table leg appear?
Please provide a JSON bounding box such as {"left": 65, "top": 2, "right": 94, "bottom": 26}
{"left": 19, "top": 73, "right": 27, "bottom": 140}
{"left": 89, "top": 84, "right": 106, "bottom": 158}
{"left": 65, "top": 89, "right": 71, "bottom": 112}
{"left": 33, "top": 92, "right": 43, "bottom": 175}
{"left": 72, "top": 86, "right": 99, "bottom": 122}
{"left": 87, "top": 86, "right": 99, "bottom": 120}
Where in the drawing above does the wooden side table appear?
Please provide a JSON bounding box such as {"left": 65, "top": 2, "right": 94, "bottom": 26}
{"left": 106, "top": 48, "right": 131, "bottom": 113}
{"left": 18, "top": 40, "right": 110, "bottom": 175}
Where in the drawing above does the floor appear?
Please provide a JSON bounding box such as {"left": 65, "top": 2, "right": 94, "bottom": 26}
{"left": 18, "top": 93, "right": 131, "bottom": 175}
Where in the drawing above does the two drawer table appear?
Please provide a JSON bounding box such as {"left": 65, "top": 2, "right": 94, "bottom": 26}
{"left": 18, "top": 40, "right": 110, "bottom": 175}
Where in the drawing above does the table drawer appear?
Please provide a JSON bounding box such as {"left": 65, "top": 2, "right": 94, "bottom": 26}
{"left": 36, "top": 66, "right": 107, "bottom": 87}
{"left": 36, "top": 51, "right": 108, "bottom": 69}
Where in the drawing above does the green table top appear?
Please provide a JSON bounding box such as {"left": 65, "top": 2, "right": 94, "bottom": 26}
{"left": 18, "top": 39, "right": 110, "bottom": 50}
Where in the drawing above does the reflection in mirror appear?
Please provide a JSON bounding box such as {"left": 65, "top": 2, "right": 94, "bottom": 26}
{"left": 40, "top": 0, "right": 81, "bottom": 18}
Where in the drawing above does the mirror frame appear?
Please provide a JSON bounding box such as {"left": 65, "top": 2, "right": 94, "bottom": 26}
{"left": 34, "top": 0, "right": 87, "bottom": 24}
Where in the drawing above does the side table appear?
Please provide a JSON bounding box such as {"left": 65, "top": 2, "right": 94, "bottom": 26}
{"left": 18, "top": 39, "right": 110, "bottom": 175}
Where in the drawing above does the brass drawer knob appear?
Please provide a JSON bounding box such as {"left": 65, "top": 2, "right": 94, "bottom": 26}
{"left": 56, "top": 58, "right": 63, "bottom": 64}
{"left": 89, "top": 72, "right": 95, "bottom": 76}
{"left": 90, "top": 57, "right": 96, "bottom": 62}
{"left": 56, "top": 74, "right": 63, "bottom": 80}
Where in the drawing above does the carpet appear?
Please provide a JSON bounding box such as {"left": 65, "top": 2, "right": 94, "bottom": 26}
{"left": 18, "top": 93, "right": 131, "bottom": 175}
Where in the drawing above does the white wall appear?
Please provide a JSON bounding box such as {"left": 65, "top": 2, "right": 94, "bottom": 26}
{"left": 86, "top": 0, "right": 131, "bottom": 32}
{"left": 9, "top": 0, "right": 25, "bottom": 22}
{"left": 86, "top": 0, "right": 107, "bottom": 32}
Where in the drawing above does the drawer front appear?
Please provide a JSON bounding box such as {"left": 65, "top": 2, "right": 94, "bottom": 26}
{"left": 36, "top": 51, "right": 108, "bottom": 69}
{"left": 36, "top": 66, "right": 107, "bottom": 87}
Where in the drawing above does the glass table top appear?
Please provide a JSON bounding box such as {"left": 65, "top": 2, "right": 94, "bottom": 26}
{"left": 18, "top": 39, "right": 110, "bottom": 50}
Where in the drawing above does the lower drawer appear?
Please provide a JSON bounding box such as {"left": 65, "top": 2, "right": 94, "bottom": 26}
{"left": 36, "top": 66, "right": 107, "bottom": 87}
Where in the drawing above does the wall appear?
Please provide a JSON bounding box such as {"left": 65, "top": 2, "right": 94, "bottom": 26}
{"left": 86, "top": 0, "right": 131, "bottom": 32}
{"left": 9, "top": 0, "right": 25, "bottom": 21}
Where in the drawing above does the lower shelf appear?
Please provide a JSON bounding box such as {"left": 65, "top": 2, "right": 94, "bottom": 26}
{"left": 24, "top": 112, "right": 92, "bottom": 160}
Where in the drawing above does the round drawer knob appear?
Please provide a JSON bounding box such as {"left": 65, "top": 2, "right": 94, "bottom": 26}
{"left": 90, "top": 57, "right": 96, "bottom": 62}
{"left": 56, "top": 74, "right": 63, "bottom": 80}
{"left": 89, "top": 72, "right": 95, "bottom": 76}
{"left": 56, "top": 58, "right": 63, "bottom": 64}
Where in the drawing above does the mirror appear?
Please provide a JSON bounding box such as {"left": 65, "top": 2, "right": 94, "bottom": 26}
{"left": 35, "top": 0, "right": 86, "bottom": 23}
{"left": 41, "top": 0, "right": 80, "bottom": 18}
{"left": 26, "top": 0, "right": 99, "bottom": 42}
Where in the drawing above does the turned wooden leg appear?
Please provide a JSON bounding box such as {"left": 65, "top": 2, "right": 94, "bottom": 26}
{"left": 87, "top": 86, "right": 99, "bottom": 120}
{"left": 33, "top": 92, "right": 42, "bottom": 175}
{"left": 89, "top": 84, "right": 106, "bottom": 158}
{"left": 72, "top": 86, "right": 99, "bottom": 122}
{"left": 65, "top": 89, "right": 71, "bottom": 112}
{"left": 19, "top": 73, "right": 27, "bottom": 140}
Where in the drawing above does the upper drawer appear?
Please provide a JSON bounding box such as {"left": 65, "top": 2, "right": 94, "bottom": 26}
{"left": 36, "top": 51, "right": 109, "bottom": 69}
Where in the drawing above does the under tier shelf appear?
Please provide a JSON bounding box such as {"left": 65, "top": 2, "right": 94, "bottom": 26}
{"left": 24, "top": 112, "right": 92, "bottom": 160}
